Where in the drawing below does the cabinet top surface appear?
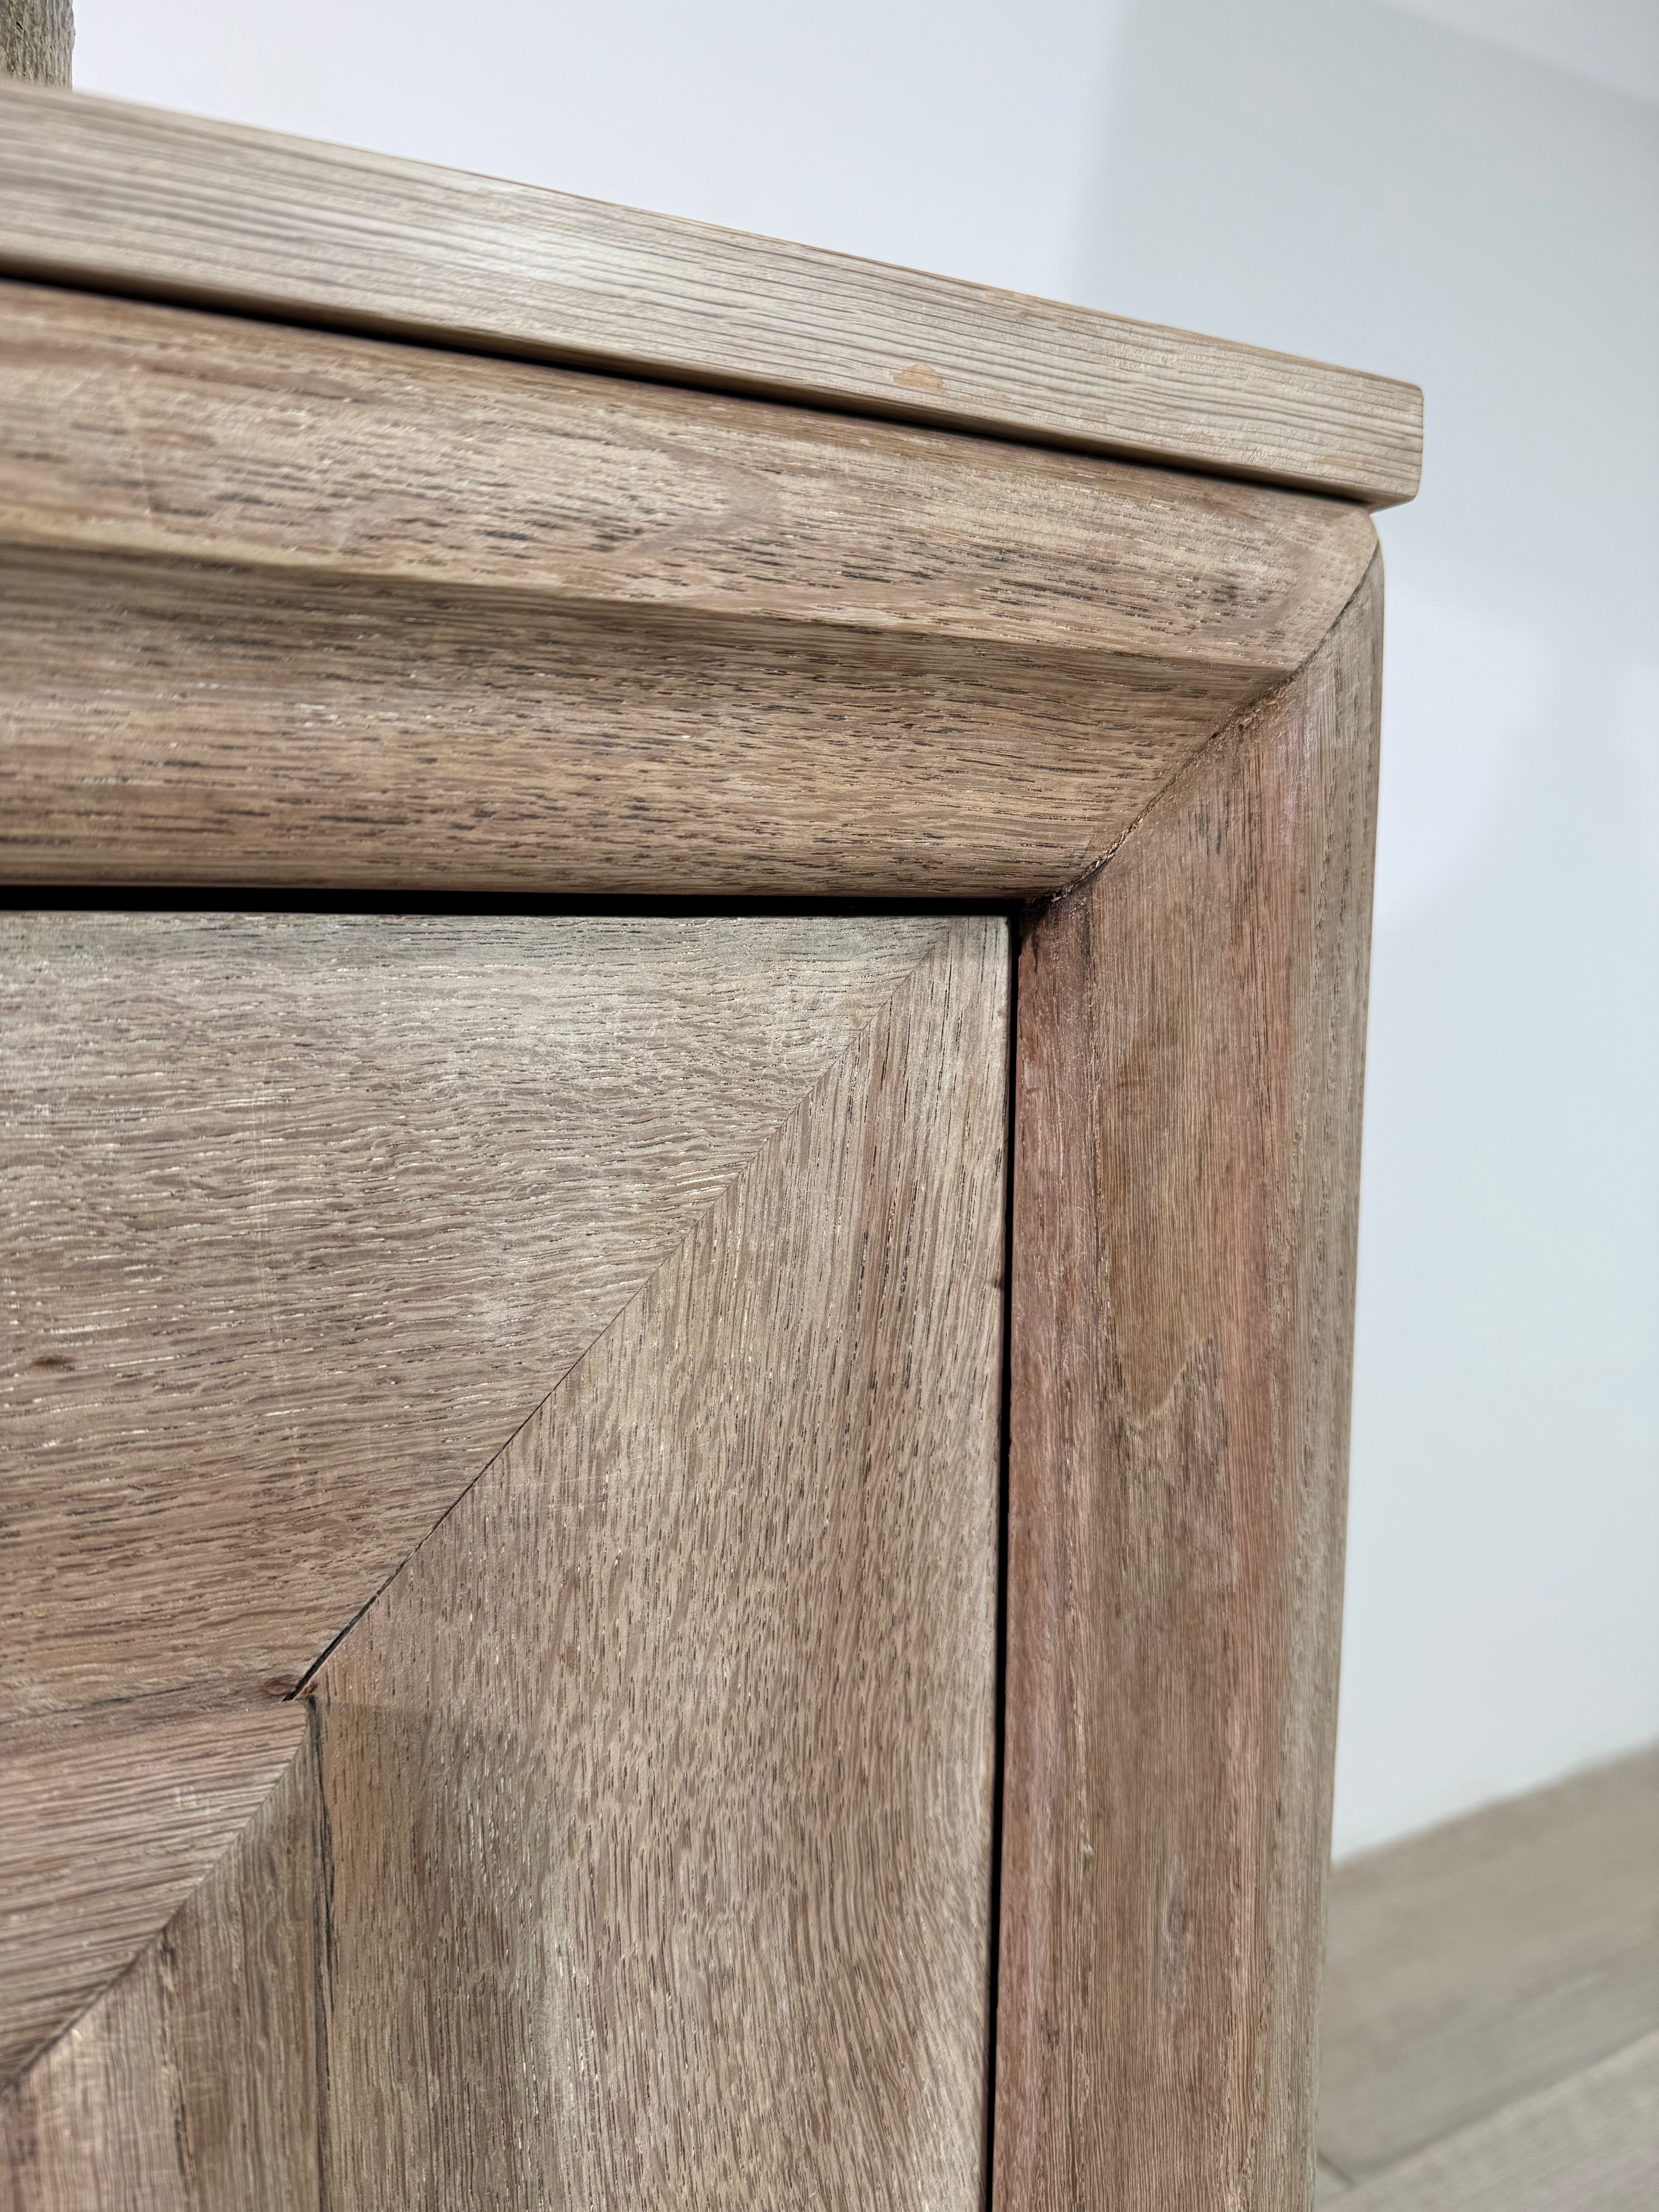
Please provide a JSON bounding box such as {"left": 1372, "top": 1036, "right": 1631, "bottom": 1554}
{"left": 0, "top": 79, "right": 1421, "bottom": 508}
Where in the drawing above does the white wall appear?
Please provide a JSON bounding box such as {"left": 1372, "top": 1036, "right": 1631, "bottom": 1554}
{"left": 1073, "top": 0, "right": 1659, "bottom": 1856}
{"left": 71, "top": 0, "right": 1659, "bottom": 1857}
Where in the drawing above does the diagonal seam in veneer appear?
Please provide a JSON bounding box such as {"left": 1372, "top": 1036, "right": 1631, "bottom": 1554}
{"left": 288, "top": 916, "right": 981, "bottom": 1695}
{"left": 2, "top": 919, "right": 992, "bottom": 2096}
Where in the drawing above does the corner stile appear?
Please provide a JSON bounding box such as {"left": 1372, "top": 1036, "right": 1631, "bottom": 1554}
{"left": 994, "top": 555, "right": 1383, "bottom": 2209}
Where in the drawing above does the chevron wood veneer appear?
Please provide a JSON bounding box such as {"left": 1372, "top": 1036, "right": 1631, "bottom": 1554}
{"left": 0, "top": 912, "right": 985, "bottom": 2088}
{"left": 1, "top": 914, "right": 1008, "bottom": 2203}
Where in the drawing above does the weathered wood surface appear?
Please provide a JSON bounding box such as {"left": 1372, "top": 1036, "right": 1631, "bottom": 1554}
{"left": 0, "top": 1697, "right": 304, "bottom": 2083}
{"left": 0, "top": 81, "right": 1422, "bottom": 507}
{"left": 0, "top": 280, "right": 1372, "bottom": 657}
{"left": 1320, "top": 1745, "right": 1659, "bottom": 2180}
{"left": 0, "top": 911, "right": 961, "bottom": 2072}
{"left": 0, "top": 1749, "right": 323, "bottom": 2212}
{"left": 0, "top": 547, "right": 1261, "bottom": 898}
{"left": 0, "top": 282, "right": 1376, "bottom": 894}
{"left": 1, "top": 918, "right": 1010, "bottom": 2208}
{"left": 1323, "top": 2033, "right": 1659, "bottom": 2212}
{"left": 993, "top": 559, "right": 1382, "bottom": 2210}
{"left": 0, "top": 2, "right": 70, "bottom": 87}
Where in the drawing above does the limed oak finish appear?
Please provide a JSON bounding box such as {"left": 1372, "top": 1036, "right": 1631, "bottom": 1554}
{"left": 0, "top": 49, "right": 1420, "bottom": 2212}
{"left": 997, "top": 561, "right": 1381, "bottom": 2210}
{"left": 0, "top": 281, "right": 1375, "bottom": 895}
{"left": 0, "top": 912, "right": 959, "bottom": 2075}
{"left": 0, "top": 81, "right": 1421, "bottom": 507}
{"left": 2, "top": 919, "right": 1009, "bottom": 2207}
{"left": 0, "top": 1698, "right": 304, "bottom": 2084}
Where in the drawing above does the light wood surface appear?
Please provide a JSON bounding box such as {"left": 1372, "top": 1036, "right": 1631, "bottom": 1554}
{"left": 0, "top": 76, "right": 1416, "bottom": 2190}
{"left": 993, "top": 560, "right": 1382, "bottom": 2210}
{"left": 0, "top": 546, "right": 1259, "bottom": 898}
{"left": 0, "top": 911, "right": 962, "bottom": 2073}
{"left": 0, "top": 80, "right": 1422, "bottom": 508}
{"left": 1, "top": 917, "right": 1010, "bottom": 2207}
{"left": 0, "top": 281, "right": 1371, "bottom": 667}
{"left": 1322, "top": 2033, "right": 1659, "bottom": 2212}
{"left": 0, "top": 2, "right": 69, "bottom": 87}
{"left": 0, "top": 1748, "right": 323, "bottom": 2211}
{"left": 0, "top": 1697, "right": 303, "bottom": 2082}
{"left": 1320, "top": 1746, "right": 1659, "bottom": 2182}
{"left": 0, "top": 282, "right": 1376, "bottom": 894}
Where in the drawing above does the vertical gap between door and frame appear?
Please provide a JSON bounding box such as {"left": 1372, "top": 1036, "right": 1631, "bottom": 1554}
{"left": 982, "top": 911, "right": 1021, "bottom": 2212}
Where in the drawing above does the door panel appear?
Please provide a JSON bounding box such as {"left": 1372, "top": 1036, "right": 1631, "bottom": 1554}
{"left": 1, "top": 912, "right": 1009, "bottom": 2206}
{"left": 0, "top": 911, "right": 953, "bottom": 2075}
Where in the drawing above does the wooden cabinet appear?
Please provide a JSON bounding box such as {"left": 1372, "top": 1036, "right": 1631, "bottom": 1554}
{"left": 0, "top": 71, "right": 1419, "bottom": 2212}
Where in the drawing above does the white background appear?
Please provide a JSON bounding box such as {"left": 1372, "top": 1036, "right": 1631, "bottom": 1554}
{"left": 69, "top": 0, "right": 1659, "bottom": 1856}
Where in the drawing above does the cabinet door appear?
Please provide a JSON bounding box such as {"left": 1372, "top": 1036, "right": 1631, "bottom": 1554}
{"left": 0, "top": 911, "right": 1008, "bottom": 2209}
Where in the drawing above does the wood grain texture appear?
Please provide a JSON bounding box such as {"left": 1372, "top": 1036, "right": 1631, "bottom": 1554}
{"left": 2, "top": 912, "right": 939, "bottom": 1712}
{"left": 1319, "top": 1745, "right": 1659, "bottom": 2180}
{"left": 0, "top": 2, "right": 70, "bottom": 87}
{"left": 0, "top": 911, "right": 958, "bottom": 2071}
{"left": 2, "top": 917, "right": 1011, "bottom": 2209}
{"left": 0, "top": 280, "right": 1374, "bottom": 668}
{"left": 0, "top": 546, "right": 1298, "bottom": 900}
{"left": 1327, "top": 2033, "right": 1659, "bottom": 2212}
{"left": 0, "top": 548, "right": 1283, "bottom": 898}
{"left": 994, "top": 557, "right": 1383, "bottom": 2210}
{"left": 0, "top": 281, "right": 1377, "bottom": 893}
{"left": 0, "top": 1745, "right": 322, "bottom": 2212}
{"left": 0, "top": 81, "right": 1423, "bottom": 507}
{"left": 0, "top": 1697, "right": 304, "bottom": 2083}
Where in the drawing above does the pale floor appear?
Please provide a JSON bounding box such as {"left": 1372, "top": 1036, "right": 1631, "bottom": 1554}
{"left": 1316, "top": 1746, "right": 1659, "bottom": 2209}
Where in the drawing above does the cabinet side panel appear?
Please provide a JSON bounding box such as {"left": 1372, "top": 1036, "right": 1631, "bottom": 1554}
{"left": 995, "top": 560, "right": 1382, "bottom": 2209}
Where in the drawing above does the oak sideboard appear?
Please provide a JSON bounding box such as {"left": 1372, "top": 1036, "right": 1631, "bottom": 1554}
{"left": 0, "top": 31, "right": 1422, "bottom": 2211}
